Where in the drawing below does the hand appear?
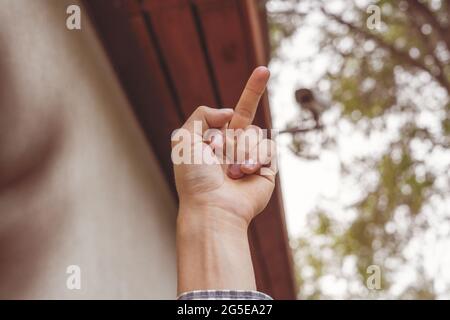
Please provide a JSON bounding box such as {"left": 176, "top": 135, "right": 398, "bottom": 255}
{"left": 173, "top": 66, "right": 276, "bottom": 228}
{"left": 173, "top": 66, "right": 277, "bottom": 293}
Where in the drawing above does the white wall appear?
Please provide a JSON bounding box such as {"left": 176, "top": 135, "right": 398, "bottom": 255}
{"left": 0, "top": 0, "right": 177, "bottom": 299}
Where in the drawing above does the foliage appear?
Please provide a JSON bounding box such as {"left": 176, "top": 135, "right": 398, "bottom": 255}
{"left": 267, "top": 0, "right": 450, "bottom": 299}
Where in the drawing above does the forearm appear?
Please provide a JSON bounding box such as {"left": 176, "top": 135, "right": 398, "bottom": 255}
{"left": 176, "top": 204, "right": 256, "bottom": 294}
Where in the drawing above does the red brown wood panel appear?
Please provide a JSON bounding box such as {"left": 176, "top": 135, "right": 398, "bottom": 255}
{"left": 253, "top": 183, "right": 296, "bottom": 299}
{"left": 193, "top": 0, "right": 249, "bottom": 108}
{"left": 85, "top": 0, "right": 182, "bottom": 189}
{"left": 142, "top": 0, "right": 218, "bottom": 116}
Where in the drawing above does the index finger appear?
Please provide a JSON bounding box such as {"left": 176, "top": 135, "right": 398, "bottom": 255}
{"left": 229, "top": 66, "right": 270, "bottom": 129}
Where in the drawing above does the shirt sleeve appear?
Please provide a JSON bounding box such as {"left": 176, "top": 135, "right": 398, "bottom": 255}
{"left": 177, "top": 290, "right": 273, "bottom": 300}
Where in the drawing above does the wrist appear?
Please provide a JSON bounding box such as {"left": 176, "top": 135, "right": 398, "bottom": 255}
{"left": 177, "top": 202, "right": 249, "bottom": 237}
{"left": 176, "top": 203, "right": 256, "bottom": 293}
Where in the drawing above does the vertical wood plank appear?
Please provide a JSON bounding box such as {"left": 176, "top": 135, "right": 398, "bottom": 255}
{"left": 194, "top": 0, "right": 250, "bottom": 107}
{"left": 142, "top": 0, "right": 218, "bottom": 116}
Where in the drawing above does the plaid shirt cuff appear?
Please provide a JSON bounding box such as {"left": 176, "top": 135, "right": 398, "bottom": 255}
{"left": 177, "top": 290, "right": 273, "bottom": 300}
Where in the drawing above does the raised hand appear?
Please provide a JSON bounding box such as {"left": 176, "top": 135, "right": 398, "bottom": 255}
{"left": 173, "top": 66, "right": 276, "bottom": 225}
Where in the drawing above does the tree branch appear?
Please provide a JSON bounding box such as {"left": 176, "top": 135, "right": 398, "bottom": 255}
{"left": 447, "top": 0, "right": 450, "bottom": 18}
{"left": 321, "top": 8, "right": 450, "bottom": 94}
{"left": 406, "top": 0, "right": 450, "bottom": 51}
{"left": 279, "top": 125, "right": 322, "bottom": 135}
{"left": 406, "top": 8, "right": 450, "bottom": 92}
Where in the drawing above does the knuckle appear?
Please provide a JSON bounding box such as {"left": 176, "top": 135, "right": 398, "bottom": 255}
{"left": 196, "top": 105, "right": 209, "bottom": 113}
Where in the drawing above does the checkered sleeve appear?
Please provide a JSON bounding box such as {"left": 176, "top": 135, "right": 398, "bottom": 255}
{"left": 177, "top": 290, "right": 273, "bottom": 300}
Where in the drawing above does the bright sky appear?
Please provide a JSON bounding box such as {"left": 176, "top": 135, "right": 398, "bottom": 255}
{"left": 267, "top": 0, "right": 450, "bottom": 299}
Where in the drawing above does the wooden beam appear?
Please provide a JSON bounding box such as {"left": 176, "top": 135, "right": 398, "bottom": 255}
{"left": 142, "top": 0, "right": 219, "bottom": 116}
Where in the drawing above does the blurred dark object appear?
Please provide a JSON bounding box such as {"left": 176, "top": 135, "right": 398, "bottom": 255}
{"left": 295, "top": 88, "right": 324, "bottom": 127}
{"left": 280, "top": 88, "right": 326, "bottom": 134}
